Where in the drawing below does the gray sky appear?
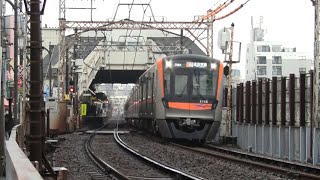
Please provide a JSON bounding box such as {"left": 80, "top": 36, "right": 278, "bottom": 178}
{"left": 7, "top": 0, "right": 315, "bottom": 74}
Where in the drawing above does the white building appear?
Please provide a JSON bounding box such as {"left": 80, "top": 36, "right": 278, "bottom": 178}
{"left": 231, "top": 69, "right": 244, "bottom": 85}
{"left": 245, "top": 22, "right": 313, "bottom": 81}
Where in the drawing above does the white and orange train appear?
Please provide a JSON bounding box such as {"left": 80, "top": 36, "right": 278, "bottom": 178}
{"left": 124, "top": 54, "right": 224, "bottom": 142}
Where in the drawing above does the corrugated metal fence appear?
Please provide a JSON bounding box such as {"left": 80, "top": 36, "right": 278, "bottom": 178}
{"left": 230, "top": 72, "right": 320, "bottom": 165}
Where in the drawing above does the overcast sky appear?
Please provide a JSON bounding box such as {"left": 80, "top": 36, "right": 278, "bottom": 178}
{"left": 6, "top": 0, "right": 315, "bottom": 75}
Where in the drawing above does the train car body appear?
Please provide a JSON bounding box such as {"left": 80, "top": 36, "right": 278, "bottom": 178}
{"left": 82, "top": 92, "right": 112, "bottom": 127}
{"left": 124, "top": 54, "right": 224, "bottom": 142}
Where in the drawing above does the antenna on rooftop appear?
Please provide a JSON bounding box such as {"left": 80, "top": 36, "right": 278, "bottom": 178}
{"left": 259, "top": 16, "right": 263, "bottom": 29}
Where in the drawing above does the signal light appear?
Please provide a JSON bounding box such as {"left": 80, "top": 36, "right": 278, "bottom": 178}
{"left": 69, "top": 86, "right": 75, "bottom": 93}
{"left": 223, "top": 65, "right": 230, "bottom": 76}
{"left": 69, "top": 80, "right": 74, "bottom": 85}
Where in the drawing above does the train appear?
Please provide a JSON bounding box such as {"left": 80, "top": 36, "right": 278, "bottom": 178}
{"left": 124, "top": 54, "right": 224, "bottom": 142}
{"left": 82, "top": 92, "right": 112, "bottom": 128}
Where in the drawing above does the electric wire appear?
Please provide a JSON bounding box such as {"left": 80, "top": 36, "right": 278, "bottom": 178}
{"left": 196, "top": 0, "right": 235, "bottom": 22}
{"left": 122, "top": 0, "right": 135, "bottom": 70}
{"left": 209, "top": 0, "right": 224, "bottom": 10}
{"left": 184, "top": 0, "right": 251, "bottom": 55}
{"left": 102, "top": 31, "right": 113, "bottom": 83}
{"left": 182, "top": 0, "right": 231, "bottom": 53}
{"left": 131, "top": 2, "right": 150, "bottom": 70}
{"left": 43, "top": 49, "right": 55, "bottom": 90}
{"left": 213, "top": 0, "right": 251, "bottom": 21}
{"left": 183, "top": 0, "right": 230, "bottom": 41}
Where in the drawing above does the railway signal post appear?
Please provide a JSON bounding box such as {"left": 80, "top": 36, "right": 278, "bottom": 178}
{"left": 218, "top": 23, "right": 241, "bottom": 138}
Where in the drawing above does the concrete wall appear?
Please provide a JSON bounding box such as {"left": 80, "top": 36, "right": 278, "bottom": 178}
{"left": 6, "top": 125, "right": 43, "bottom": 180}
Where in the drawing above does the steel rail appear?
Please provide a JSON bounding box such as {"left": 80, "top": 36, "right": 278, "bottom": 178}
{"left": 84, "top": 123, "right": 130, "bottom": 180}
{"left": 114, "top": 130, "right": 205, "bottom": 180}
{"left": 205, "top": 145, "right": 320, "bottom": 179}
{"left": 172, "top": 143, "right": 320, "bottom": 180}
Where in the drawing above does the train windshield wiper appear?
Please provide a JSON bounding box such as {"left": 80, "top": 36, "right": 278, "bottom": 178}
{"left": 193, "top": 70, "right": 206, "bottom": 100}
{"left": 193, "top": 84, "right": 206, "bottom": 100}
{"left": 177, "top": 83, "right": 188, "bottom": 97}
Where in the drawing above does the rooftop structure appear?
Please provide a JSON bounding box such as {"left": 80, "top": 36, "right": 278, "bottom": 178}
{"left": 245, "top": 17, "right": 313, "bottom": 81}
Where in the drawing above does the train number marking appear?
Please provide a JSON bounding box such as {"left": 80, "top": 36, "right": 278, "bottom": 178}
{"left": 200, "top": 100, "right": 208, "bottom": 104}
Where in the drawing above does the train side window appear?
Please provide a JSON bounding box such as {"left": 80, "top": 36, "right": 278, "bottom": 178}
{"left": 142, "top": 77, "right": 146, "bottom": 100}
{"left": 148, "top": 75, "right": 152, "bottom": 98}
{"left": 151, "top": 73, "right": 154, "bottom": 98}
{"left": 140, "top": 80, "right": 144, "bottom": 101}
{"left": 164, "top": 73, "right": 170, "bottom": 95}
{"left": 145, "top": 76, "right": 148, "bottom": 100}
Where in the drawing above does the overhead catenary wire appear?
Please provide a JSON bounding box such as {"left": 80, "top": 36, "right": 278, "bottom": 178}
{"left": 183, "top": 0, "right": 221, "bottom": 43}
{"left": 196, "top": 0, "right": 235, "bottom": 23}
{"left": 209, "top": 0, "right": 224, "bottom": 10}
{"left": 183, "top": 0, "right": 251, "bottom": 55}
{"left": 213, "top": 0, "right": 251, "bottom": 21}
{"left": 131, "top": 1, "right": 151, "bottom": 70}
{"left": 102, "top": 31, "right": 113, "bottom": 83}
{"left": 122, "top": 0, "right": 135, "bottom": 70}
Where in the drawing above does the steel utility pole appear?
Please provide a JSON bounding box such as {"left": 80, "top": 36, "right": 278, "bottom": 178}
{"left": 49, "top": 45, "right": 53, "bottom": 97}
{"left": 313, "top": 0, "right": 319, "bottom": 130}
{"left": 0, "top": 0, "right": 4, "bottom": 175}
{"left": 13, "top": 0, "right": 18, "bottom": 125}
{"left": 225, "top": 23, "right": 235, "bottom": 137}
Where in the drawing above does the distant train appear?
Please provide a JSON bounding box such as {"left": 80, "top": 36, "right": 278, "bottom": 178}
{"left": 82, "top": 92, "right": 112, "bottom": 127}
{"left": 124, "top": 54, "right": 224, "bottom": 142}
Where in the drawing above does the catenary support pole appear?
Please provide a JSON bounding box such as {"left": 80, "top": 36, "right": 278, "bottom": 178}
{"left": 28, "top": 0, "right": 44, "bottom": 169}
{"left": 0, "top": 0, "right": 5, "bottom": 176}
{"left": 313, "top": 0, "right": 319, "bottom": 128}
{"left": 13, "top": 0, "right": 18, "bottom": 125}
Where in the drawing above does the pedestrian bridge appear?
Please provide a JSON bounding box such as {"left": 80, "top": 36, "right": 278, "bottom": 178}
{"left": 71, "top": 31, "right": 205, "bottom": 97}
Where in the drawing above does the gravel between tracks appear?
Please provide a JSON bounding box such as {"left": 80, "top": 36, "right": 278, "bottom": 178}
{"left": 50, "top": 133, "right": 106, "bottom": 180}
{"left": 91, "top": 134, "right": 172, "bottom": 179}
{"left": 120, "top": 132, "right": 294, "bottom": 180}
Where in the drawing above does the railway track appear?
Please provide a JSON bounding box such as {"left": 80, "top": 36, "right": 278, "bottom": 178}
{"left": 172, "top": 143, "right": 320, "bottom": 180}
{"left": 113, "top": 130, "right": 205, "bottom": 180}
{"left": 84, "top": 122, "right": 129, "bottom": 180}
{"left": 85, "top": 124, "right": 205, "bottom": 179}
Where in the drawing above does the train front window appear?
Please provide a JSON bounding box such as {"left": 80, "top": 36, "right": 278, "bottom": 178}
{"left": 192, "top": 69, "right": 214, "bottom": 97}
{"left": 163, "top": 60, "right": 218, "bottom": 103}
{"left": 175, "top": 75, "right": 188, "bottom": 96}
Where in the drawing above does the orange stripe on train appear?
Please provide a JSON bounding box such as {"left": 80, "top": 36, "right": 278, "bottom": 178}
{"left": 157, "top": 58, "right": 164, "bottom": 97}
{"left": 216, "top": 62, "right": 224, "bottom": 99}
{"left": 168, "top": 102, "right": 212, "bottom": 110}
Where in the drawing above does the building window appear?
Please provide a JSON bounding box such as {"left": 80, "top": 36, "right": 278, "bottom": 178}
{"left": 257, "top": 45, "right": 270, "bottom": 52}
{"left": 257, "top": 56, "right": 266, "bottom": 64}
{"left": 272, "top": 66, "right": 282, "bottom": 75}
{"left": 299, "top": 56, "right": 306, "bottom": 60}
{"left": 272, "top": 56, "right": 282, "bottom": 64}
{"left": 299, "top": 68, "right": 306, "bottom": 74}
{"left": 257, "top": 66, "right": 267, "bottom": 75}
{"left": 272, "top": 45, "right": 281, "bottom": 52}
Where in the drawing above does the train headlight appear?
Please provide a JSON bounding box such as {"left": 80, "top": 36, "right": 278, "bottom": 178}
{"left": 166, "top": 60, "right": 172, "bottom": 69}
{"left": 211, "top": 63, "right": 217, "bottom": 70}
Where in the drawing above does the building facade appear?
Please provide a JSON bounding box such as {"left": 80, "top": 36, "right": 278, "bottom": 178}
{"left": 245, "top": 25, "right": 313, "bottom": 81}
